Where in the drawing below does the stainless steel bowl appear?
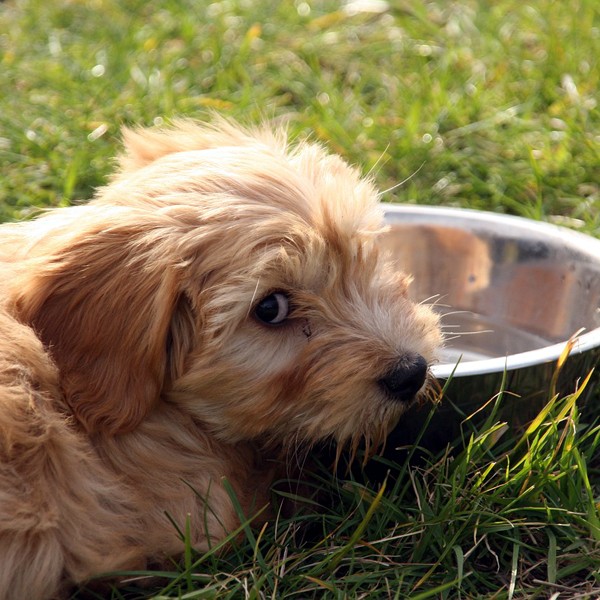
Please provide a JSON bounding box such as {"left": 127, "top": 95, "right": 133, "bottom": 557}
{"left": 380, "top": 205, "right": 600, "bottom": 449}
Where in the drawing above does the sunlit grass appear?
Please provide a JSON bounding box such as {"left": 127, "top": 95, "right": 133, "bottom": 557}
{"left": 1, "top": 0, "right": 599, "bottom": 225}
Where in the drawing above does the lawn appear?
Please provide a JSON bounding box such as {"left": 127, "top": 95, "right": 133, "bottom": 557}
{"left": 1, "top": 0, "right": 599, "bottom": 597}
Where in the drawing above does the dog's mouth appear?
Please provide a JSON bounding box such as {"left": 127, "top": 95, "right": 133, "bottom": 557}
{"left": 251, "top": 365, "right": 440, "bottom": 475}
{"left": 358, "top": 366, "right": 440, "bottom": 460}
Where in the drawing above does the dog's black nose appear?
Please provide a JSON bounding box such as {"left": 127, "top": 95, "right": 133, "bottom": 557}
{"left": 378, "top": 353, "right": 428, "bottom": 402}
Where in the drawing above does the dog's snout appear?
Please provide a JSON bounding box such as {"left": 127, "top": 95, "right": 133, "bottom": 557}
{"left": 378, "top": 353, "right": 428, "bottom": 403}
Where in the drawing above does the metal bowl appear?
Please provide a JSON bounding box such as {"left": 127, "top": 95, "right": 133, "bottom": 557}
{"left": 380, "top": 204, "right": 600, "bottom": 450}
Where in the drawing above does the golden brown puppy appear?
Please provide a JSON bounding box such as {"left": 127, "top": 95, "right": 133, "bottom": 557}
{"left": 0, "top": 118, "right": 441, "bottom": 598}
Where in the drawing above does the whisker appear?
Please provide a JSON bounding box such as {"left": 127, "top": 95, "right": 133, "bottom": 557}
{"left": 441, "top": 335, "right": 462, "bottom": 344}
{"left": 418, "top": 294, "right": 447, "bottom": 307}
{"left": 436, "top": 309, "right": 475, "bottom": 319}
{"left": 453, "top": 329, "right": 494, "bottom": 335}
{"left": 365, "top": 143, "right": 391, "bottom": 179}
{"left": 442, "top": 329, "right": 493, "bottom": 343}
{"left": 378, "top": 161, "right": 426, "bottom": 196}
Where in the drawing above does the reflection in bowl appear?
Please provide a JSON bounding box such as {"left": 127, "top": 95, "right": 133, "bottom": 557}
{"left": 380, "top": 205, "right": 600, "bottom": 450}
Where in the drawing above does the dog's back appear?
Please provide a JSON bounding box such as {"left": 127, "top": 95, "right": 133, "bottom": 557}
{"left": 0, "top": 311, "right": 146, "bottom": 599}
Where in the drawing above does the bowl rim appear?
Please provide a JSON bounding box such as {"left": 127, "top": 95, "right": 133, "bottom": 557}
{"left": 382, "top": 204, "right": 600, "bottom": 379}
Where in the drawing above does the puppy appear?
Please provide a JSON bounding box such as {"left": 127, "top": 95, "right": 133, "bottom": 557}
{"left": 0, "top": 118, "right": 442, "bottom": 599}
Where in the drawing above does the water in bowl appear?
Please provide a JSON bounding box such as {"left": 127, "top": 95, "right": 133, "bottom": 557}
{"left": 438, "top": 309, "right": 554, "bottom": 364}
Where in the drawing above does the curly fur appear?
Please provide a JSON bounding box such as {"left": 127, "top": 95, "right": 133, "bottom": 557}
{"left": 0, "top": 118, "right": 441, "bottom": 598}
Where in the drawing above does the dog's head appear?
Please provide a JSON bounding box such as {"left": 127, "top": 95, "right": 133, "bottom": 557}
{"left": 11, "top": 119, "right": 442, "bottom": 453}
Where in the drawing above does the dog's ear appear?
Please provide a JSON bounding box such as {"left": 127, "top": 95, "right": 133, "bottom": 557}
{"left": 13, "top": 221, "right": 194, "bottom": 435}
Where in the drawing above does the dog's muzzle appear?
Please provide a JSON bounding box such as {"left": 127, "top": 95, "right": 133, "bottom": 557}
{"left": 377, "top": 353, "right": 428, "bottom": 403}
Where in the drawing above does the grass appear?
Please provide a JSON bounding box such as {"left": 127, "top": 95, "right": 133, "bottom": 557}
{"left": 85, "top": 383, "right": 600, "bottom": 599}
{"left": 1, "top": 0, "right": 599, "bottom": 597}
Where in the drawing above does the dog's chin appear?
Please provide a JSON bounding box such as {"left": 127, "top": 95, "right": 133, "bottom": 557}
{"left": 247, "top": 392, "right": 413, "bottom": 467}
{"left": 322, "top": 378, "right": 441, "bottom": 466}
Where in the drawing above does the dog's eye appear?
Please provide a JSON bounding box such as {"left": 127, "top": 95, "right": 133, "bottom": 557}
{"left": 254, "top": 292, "right": 290, "bottom": 325}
